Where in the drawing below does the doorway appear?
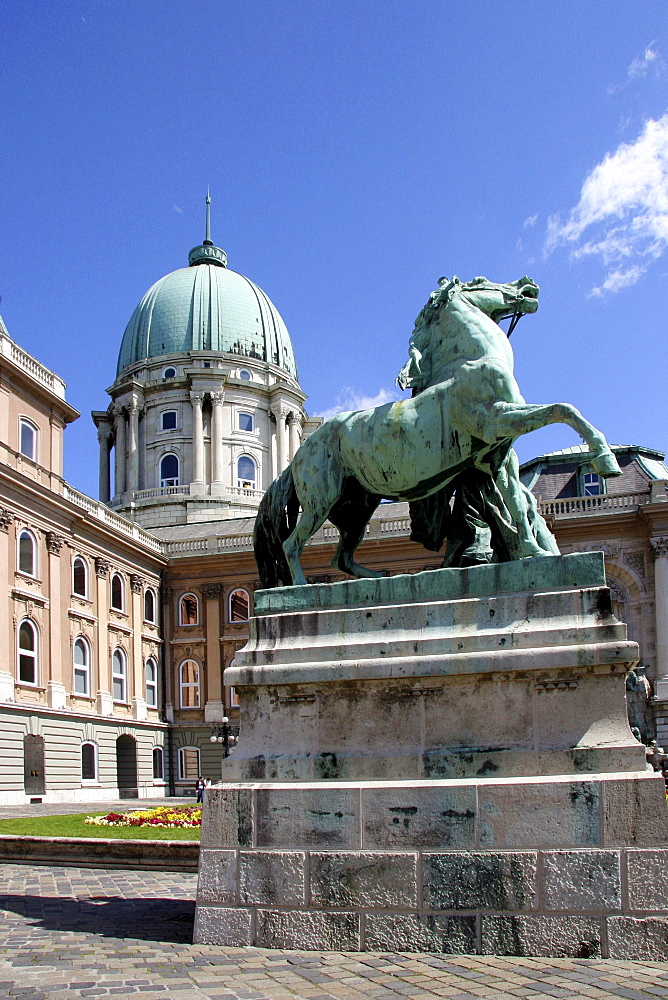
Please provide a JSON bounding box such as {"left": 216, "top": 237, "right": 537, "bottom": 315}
{"left": 116, "top": 734, "right": 138, "bottom": 798}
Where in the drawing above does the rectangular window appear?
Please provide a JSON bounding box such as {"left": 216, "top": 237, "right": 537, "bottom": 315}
{"left": 161, "top": 411, "right": 177, "bottom": 431}
{"left": 178, "top": 746, "right": 200, "bottom": 780}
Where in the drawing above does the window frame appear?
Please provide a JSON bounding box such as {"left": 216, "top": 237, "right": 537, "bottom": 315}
{"left": 228, "top": 588, "right": 250, "bottom": 623}
{"left": 144, "top": 588, "right": 156, "bottom": 623}
{"left": 81, "top": 741, "right": 98, "bottom": 784}
{"left": 177, "top": 745, "right": 201, "bottom": 781}
{"left": 152, "top": 745, "right": 164, "bottom": 781}
{"left": 19, "top": 417, "right": 37, "bottom": 461}
{"left": 238, "top": 368, "right": 252, "bottom": 381}
{"left": 17, "top": 528, "right": 37, "bottom": 577}
{"left": 162, "top": 366, "right": 177, "bottom": 379}
{"left": 73, "top": 635, "right": 91, "bottom": 697}
{"left": 110, "top": 573, "right": 125, "bottom": 612}
{"left": 236, "top": 454, "right": 257, "bottom": 490}
{"left": 582, "top": 471, "right": 603, "bottom": 497}
{"left": 72, "top": 556, "right": 89, "bottom": 598}
{"left": 238, "top": 411, "right": 254, "bottom": 433}
{"left": 112, "top": 647, "right": 127, "bottom": 704}
{"left": 159, "top": 453, "right": 179, "bottom": 488}
{"left": 161, "top": 410, "right": 177, "bottom": 431}
{"left": 145, "top": 656, "right": 158, "bottom": 708}
{"left": 17, "top": 618, "right": 39, "bottom": 686}
{"left": 179, "top": 593, "right": 199, "bottom": 627}
{"left": 178, "top": 659, "right": 200, "bottom": 709}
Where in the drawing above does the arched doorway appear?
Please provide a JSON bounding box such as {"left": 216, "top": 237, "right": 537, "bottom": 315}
{"left": 23, "top": 734, "right": 45, "bottom": 797}
{"left": 116, "top": 734, "right": 138, "bottom": 798}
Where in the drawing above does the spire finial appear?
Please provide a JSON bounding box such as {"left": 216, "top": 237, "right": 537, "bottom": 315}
{"left": 204, "top": 188, "right": 212, "bottom": 245}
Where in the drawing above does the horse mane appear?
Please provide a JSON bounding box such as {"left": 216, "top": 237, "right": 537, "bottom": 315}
{"left": 396, "top": 276, "right": 464, "bottom": 391}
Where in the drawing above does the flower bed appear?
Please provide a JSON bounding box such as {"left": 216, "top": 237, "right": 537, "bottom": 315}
{"left": 85, "top": 805, "right": 202, "bottom": 829}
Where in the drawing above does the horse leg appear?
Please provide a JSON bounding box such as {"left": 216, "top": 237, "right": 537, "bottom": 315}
{"left": 487, "top": 401, "right": 622, "bottom": 477}
{"left": 495, "top": 450, "right": 556, "bottom": 558}
{"left": 282, "top": 506, "right": 330, "bottom": 586}
{"left": 329, "top": 487, "right": 382, "bottom": 579}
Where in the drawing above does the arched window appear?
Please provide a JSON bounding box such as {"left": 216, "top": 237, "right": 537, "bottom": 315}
{"left": 112, "top": 648, "right": 127, "bottom": 703}
{"left": 73, "top": 636, "right": 91, "bottom": 696}
{"left": 237, "top": 455, "right": 257, "bottom": 490}
{"left": 238, "top": 369, "right": 251, "bottom": 381}
{"left": 18, "top": 619, "right": 38, "bottom": 684}
{"left": 111, "top": 573, "right": 124, "bottom": 611}
{"left": 161, "top": 410, "right": 177, "bottom": 431}
{"left": 19, "top": 418, "right": 37, "bottom": 461}
{"left": 81, "top": 742, "right": 97, "bottom": 782}
{"left": 72, "top": 556, "right": 88, "bottom": 598}
{"left": 163, "top": 366, "right": 176, "bottom": 379}
{"left": 179, "top": 593, "right": 199, "bottom": 626}
{"left": 229, "top": 588, "right": 250, "bottom": 622}
{"left": 18, "top": 529, "right": 37, "bottom": 576}
{"left": 152, "top": 746, "right": 164, "bottom": 780}
{"left": 160, "top": 454, "right": 179, "bottom": 487}
{"left": 145, "top": 656, "right": 158, "bottom": 708}
{"left": 144, "top": 588, "right": 156, "bottom": 623}
{"left": 238, "top": 411, "right": 254, "bottom": 432}
{"left": 179, "top": 659, "right": 200, "bottom": 708}
{"left": 178, "top": 745, "right": 200, "bottom": 780}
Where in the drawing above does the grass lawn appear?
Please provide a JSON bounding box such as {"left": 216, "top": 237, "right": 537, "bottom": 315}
{"left": 0, "top": 813, "right": 200, "bottom": 840}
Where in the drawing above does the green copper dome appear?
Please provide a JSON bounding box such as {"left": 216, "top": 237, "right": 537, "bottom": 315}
{"left": 116, "top": 244, "right": 298, "bottom": 380}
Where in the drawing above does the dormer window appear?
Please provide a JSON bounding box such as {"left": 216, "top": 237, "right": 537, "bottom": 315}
{"left": 583, "top": 472, "right": 602, "bottom": 496}
{"left": 163, "top": 366, "right": 176, "bottom": 379}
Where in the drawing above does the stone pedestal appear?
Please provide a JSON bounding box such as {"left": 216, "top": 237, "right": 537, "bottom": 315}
{"left": 195, "top": 553, "right": 668, "bottom": 957}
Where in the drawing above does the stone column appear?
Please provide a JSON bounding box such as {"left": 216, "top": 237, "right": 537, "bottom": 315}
{"left": 0, "top": 509, "right": 14, "bottom": 702}
{"left": 203, "top": 583, "right": 223, "bottom": 721}
{"left": 271, "top": 426, "right": 278, "bottom": 481}
{"left": 97, "top": 422, "right": 113, "bottom": 504}
{"left": 95, "top": 558, "right": 113, "bottom": 716}
{"left": 130, "top": 574, "right": 147, "bottom": 720}
{"left": 190, "top": 392, "right": 205, "bottom": 485}
{"left": 271, "top": 405, "right": 289, "bottom": 474}
{"left": 114, "top": 406, "right": 126, "bottom": 497}
{"left": 127, "top": 401, "right": 141, "bottom": 494}
{"left": 46, "top": 533, "right": 67, "bottom": 709}
{"left": 652, "top": 537, "right": 668, "bottom": 700}
{"left": 288, "top": 412, "right": 301, "bottom": 461}
{"left": 211, "top": 391, "right": 225, "bottom": 487}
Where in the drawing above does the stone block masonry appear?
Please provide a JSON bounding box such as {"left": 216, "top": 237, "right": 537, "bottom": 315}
{"left": 195, "top": 841, "right": 668, "bottom": 959}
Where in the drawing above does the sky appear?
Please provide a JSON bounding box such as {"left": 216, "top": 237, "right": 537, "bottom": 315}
{"left": 1, "top": 1, "right": 667, "bottom": 499}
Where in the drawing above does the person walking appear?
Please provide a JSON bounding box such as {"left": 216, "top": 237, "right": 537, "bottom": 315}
{"left": 196, "top": 775, "right": 205, "bottom": 804}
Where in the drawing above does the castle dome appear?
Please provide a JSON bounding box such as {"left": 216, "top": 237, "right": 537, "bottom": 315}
{"left": 116, "top": 209, "right": 298, "bottom": 381}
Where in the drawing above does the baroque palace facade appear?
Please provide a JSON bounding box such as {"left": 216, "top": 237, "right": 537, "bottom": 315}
{"left": 1, "top": 216, "right": 667, "bottom": 803}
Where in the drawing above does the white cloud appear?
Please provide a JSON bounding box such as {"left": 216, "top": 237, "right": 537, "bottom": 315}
{"left": 314, "top": 386, "right": 399, "bottom": 423}
{"left": 173, "top": 204, "right": 183, "bottom": 214}
{"left": 545, "top": 112, "right": 668, "bottom": 293}
{"left": 523, "top": 214, "right": 538, "bottom": 229}
{"left": 628, "top": 43, "right": 660, "bottom": 79}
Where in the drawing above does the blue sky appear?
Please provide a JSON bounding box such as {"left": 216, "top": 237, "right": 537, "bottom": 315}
{"left": 1, "top": 2, "right": 667, "bottom": 498}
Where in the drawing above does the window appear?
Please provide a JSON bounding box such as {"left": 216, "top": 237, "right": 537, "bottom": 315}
{"left": 73, "top": 637, "right": 91, "bottom": 696}
{"left": 237, "top": 455, "right": 257, "bottom": 490}
{"left": 152, "top": 746, "right": 164, "bottom": 780}
{"left": 238, "top": 369, "right": 251, "bottom": 381}
{"left": 238, "top": 412, "right": 254, "bottom": 432}
{"left": 18, "top": 619, "right": 38, "bottom": 684}
{"left": 163, "top": 366, "right": 176, "bottom": 379}
{"left": 112, "top": 648, "right": 127, "bottom": 703}
{"left": 228, "top": 685, "right": 240, "bottom": 709}
{"left": 160, "top": 454, "right": 179, "bottom": 487}
{"left": 19, "top": 418, "right": 37, "bottom": 461}
{"left": 145, "top": 656, "right": 158, "bottom": 708}
{"left": 178, "top": 745, "right": 200, "bottom": 780}
{"left": 18, "top": 529, "right": 37, "bottom": 576}
{"left": 81, "top": 742, "right": 97, "bottom": 782}
{"left": 202, "top": 361, "right": 211, "bottom": 369}
{"left": 72, "top": 556, "right": 88, "bottom": 598}
{"left": 229, "top": 588, "right": 250, "bottom": 622}
{"left": 144, "top": 588, "right": 156, "bottom": 623}
{"left": 583, "top": 472, "right": 602, "bottom": 496}
{"left": 179, "top": 593, "right": 199, "bottom": 626}
{"left": 179, "top": 659, "right": 200, "bottom": 708}
{"left": 111, "top": 573, "right": 124, "bottom": 611}
{"left": 161, "top": 410, "right": 177, "bottom": 431}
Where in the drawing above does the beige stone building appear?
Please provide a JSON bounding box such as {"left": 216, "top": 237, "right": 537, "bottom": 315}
{"left": 1, "top": 211, "right": 666, "bottom": 803}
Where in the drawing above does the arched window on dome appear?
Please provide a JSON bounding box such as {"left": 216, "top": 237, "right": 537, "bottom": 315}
{"left": 160, "top": 454, "right": 179, "bottom": 488}
{"left": 237, "top": 455, "right": 257, "bottom": 490}
{"left": 238, "top": 369, "right": 252, "bottom": 381}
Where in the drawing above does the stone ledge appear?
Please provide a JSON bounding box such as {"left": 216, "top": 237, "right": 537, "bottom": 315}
{"left": 0, "top": 834, "right": 199, "bottom": 872}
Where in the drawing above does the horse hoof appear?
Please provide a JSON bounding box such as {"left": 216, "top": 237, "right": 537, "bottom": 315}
{"left": 592, "top": 451, "right": 622, "bottom": 477}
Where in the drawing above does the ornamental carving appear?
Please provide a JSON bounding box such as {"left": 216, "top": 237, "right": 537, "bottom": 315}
{"left": 95, "top": 557, "right": 111, "bottom": 578}
{"left": 650, "top": 537, "right": 668, "bottom": 561}
{"left": 203, "top": 583, "right": 223, "bottom": 601}
{"left": 624, "top": 551, "right": 646, "bottom": 579}
{"left": 579, "top": 542, "right": 620, "bottom": 559}
{"left": 608, "top": 580, "right": 628, "bottom": 606}
{"left": 0, "top": 509, "right": 14, "bottom": 532}
{"left": 130, "top": 574, "right": 144, "bottom": 594}
{"left": 46, "top": 533, "right": 65, "bottom": 555}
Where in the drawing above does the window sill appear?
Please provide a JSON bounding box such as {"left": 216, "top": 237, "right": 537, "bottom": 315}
{"left": 81, "top": 781, "right": 100, "bottom": 787}
{"left": 16, "top": 682, "right": 44, "bottom": 691}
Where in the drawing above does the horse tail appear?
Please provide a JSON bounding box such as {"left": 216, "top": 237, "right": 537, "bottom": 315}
{"left": 253, "top": 467, "right": 299, "bottom": 588}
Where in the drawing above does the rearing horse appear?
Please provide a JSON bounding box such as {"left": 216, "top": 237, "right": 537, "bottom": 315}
{"left": 254, "top": 275, "right": 621, "bottom": 587}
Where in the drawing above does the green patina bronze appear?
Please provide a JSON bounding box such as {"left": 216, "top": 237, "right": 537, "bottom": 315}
{"left": 254, "top": 275, "right": 621, "bottom": 588}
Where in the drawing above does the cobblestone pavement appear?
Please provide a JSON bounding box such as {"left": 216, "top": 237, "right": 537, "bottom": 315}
{"left": 0, "top": 864, "right": 666, "bottom": 1000}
